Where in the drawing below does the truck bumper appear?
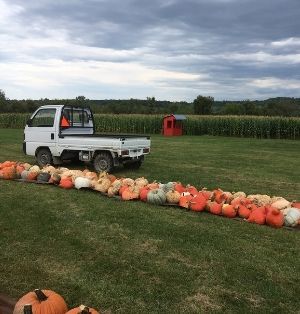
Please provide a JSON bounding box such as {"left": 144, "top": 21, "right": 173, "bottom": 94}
{"left": 122, "top": 155, "right": 144, "bottom": 164}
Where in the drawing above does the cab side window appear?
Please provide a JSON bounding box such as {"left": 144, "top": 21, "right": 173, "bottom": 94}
{"left": 62, "top": 108, "right": 89, "bottom": 126}
{"left": 31, "top": 109, "right": 56, "bottom": 127}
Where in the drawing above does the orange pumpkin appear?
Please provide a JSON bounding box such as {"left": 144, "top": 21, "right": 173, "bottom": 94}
{"left": 1, "top": 161, "right": 16, "bottom": 169}
{"left": 237, "top": 205, "right": 251, "bottom": 219}
{"left": 266, "top": 207, "right": 284, "bottom": 228}
{"left": 16, "top": 165, "right": 25, "bottom": 176}
{"left": 247, "top": 203, "right": 258, "bottom": 211}
{"left": 247, "top": 207, "right": 266, "bottom": 225}
{"left": 291, "top": 202, "right": 300, "bottom": 209}
{"left": 212, "top": 189, "right": 226, "bottom": 204}
{"left": 119, "top": 185, "right": 129, "bottom": 196}
{"left": 139, "top": 187, "right": 150, "bottom": 202}
{"left": 107, "top": 174, "right": 116, "bottom": 183}
{"left": 179, "top": 195, "right": 193, "bottom": 209}
{"left": 189, "top": 194, "right": 206, "bottom": 212}
{"left": 66, "top": 305, "right": 100, "bottom": 314}
{"left": 147, "top": 182, "right": 159, "bottom": 190}
{"left": 121, "top": 187, "right": 139, "bottom": 201}
{"left": 174, "top": 182, "right": 186, "bottom": 194}
{"left": 222, "top": 204, "right": 237, "bottom": 218}
{"left": 13, "top": 289, "right": 68, "bottom": 314}
{"left": 199, "top": 189, "right": 212, "bottom": 201}
{"left": 59, "top": 177, "right": 74, "bottom": 189}
{"left": 207, "top": 201, "right": 222, "bottom": 215}
{"left": 231, "top": 197, "right": 252, "bottom": 208}
{"left": 27, "top": 171, "right": 38, "bottom": 181}
{"left": 186, "top": 185, "right": 198, "bottom": 196}
{"left": 1, "top": 166, "right": 17, "bottom": 180}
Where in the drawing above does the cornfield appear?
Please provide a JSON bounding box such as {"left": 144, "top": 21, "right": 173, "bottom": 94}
{"left": 0, "top": 113, "right": 299, "bottom": 139}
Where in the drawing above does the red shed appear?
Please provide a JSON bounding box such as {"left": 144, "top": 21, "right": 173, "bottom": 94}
{"left": 162, "top": 114, "right": 186, "bottom": 136}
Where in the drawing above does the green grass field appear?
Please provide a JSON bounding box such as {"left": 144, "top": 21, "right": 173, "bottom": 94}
{"left": 0, "top": 129, "right": 300, "bottom": 313}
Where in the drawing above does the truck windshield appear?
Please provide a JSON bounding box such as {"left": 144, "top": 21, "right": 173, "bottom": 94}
{"left": 31, "top": 108, "right": 56, "bottom": 127}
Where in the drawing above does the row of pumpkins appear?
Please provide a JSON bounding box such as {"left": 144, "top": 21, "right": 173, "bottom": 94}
{"left": 1, "top": 160, "right": 300, "bottom": 228}
{"left": 13, "top": 289, "right": 99, "bottom": 314}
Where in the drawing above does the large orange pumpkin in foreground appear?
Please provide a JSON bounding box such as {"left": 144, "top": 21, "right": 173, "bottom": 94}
{"left": 13, "top": 289, "right": 68, "bottom": 314}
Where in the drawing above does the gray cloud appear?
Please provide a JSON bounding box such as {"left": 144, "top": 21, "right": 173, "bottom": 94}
{"left": 1, "top": 0, "right": 300, "bottom": 100}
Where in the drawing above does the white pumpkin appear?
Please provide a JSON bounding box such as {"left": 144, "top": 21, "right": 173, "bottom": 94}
{"left": 29, "top": 165, "right": 40, "bottom": 173}
{"left": 232, "top": 191, "right": 246, "bottom": 199}
{"left": 22, "top": 163, "right": 32, "bottom": 171}
{"left": 271, "top": 197, "right": 291, "bottom": 210}
{"left": 42, "top": 165, "right": 56, "bottom": 174}
{"left": 74, "top": 177, "right": 91, "bottom": 189}
{"left": 247, "top": 194, "right": 271, "bottom": 206}
{"left": 283, "top": 208, "right": 300, "bottom": 227}
{"left": 135, "top": 177, "right": 149, "bottom": 187}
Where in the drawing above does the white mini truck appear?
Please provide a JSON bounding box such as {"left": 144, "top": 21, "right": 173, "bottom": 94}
{"left": 23, "top": 105, "right": 151, "bottom": 172}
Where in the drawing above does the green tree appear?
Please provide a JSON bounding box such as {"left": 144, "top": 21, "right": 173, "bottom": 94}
{"left": 223, "top": 103, "right": 244, "bottom": 115}
{"left": 75, "top": 96, "right": 88, "bottom": 107}
{"left": 146, "top": 96, "right": 156, "bottom": 113}
{"left": 0, "top": 89, "right": 8, "bottom": 112}
{"left": 241, "top": 100, "right": 258, "bottom": 115}
{"left": 193, "top": 95, "right": 214, "bottom": 115}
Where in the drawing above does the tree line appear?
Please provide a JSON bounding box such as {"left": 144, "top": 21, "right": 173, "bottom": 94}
{"left": 0, "top": 89, "right": 299, "bottom": 116}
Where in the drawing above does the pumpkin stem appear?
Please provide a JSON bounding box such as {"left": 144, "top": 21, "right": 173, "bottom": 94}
{"left": 23, "top": 304, "right": 33, "bottom": 314}
{"left": 81, "top": 306, "right": 91, "bottom": 313}
{"left": 34, "top": 289, "right": 48, "bottom": 302}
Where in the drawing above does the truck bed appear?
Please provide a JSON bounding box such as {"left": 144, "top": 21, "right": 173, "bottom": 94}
{"left": 59, "top": 133, "right": 150, "bottom": 139}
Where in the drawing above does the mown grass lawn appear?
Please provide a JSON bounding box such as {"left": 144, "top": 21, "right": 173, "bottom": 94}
{"left": 0, "top": 129, "right": 299, "bottom": 313}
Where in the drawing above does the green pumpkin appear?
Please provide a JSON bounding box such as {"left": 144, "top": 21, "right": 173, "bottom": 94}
{"left": 37, "top": 172, "right": 51, "bottom": 183}
{"left": 159, "top": 182, "right": 175, "bottom": 193}
{"left": 147, "top": 189, "right": 167, "bottom": 205}
{"left": 20, "top": 170, "right": 29, "bottom": 180}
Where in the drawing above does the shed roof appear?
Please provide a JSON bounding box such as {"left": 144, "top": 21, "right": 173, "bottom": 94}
{"left": 164, "top": 114, "right": 186, "bottom": 120}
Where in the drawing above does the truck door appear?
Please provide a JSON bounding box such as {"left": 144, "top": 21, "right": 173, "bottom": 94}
{"left": 25, "top": 108, "right": 58, "bottom": 155}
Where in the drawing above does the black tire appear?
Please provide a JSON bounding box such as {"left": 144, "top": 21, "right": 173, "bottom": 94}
{"left": 93, "top": 152, "right": 114, "bottom": 173}
{"left": 36, "top": 148, "right": 53, "bottom": 167}
{"left": 123, "top": 160, "right": 142, "bottom": 169}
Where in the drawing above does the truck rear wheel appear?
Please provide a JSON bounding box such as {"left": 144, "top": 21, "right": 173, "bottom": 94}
{"left": 36, "top": 148, "right": 53, "bottom": 167}
{"left": 93, "top": 152, "right": 114, "bottom": 173}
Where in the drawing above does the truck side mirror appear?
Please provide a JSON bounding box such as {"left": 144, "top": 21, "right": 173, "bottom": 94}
{"left": 26, "top": 119, "right": 32, "bottom": 127}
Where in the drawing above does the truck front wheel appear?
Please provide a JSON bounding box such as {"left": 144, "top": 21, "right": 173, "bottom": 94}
{"left": 93, "top": 152, "right": 114, "bottom": 173}
{"left": 36, "top": 148, "right": 53, "bottom": 167}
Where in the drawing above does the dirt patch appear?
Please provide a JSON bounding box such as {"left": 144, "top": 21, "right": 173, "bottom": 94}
{"left": 138, "top": 239, "right": 161, "bottom": 254}
{"left": 184, "top": 292, "right": 223, "bottom": 312}
{"left": 245, "top": 294, "right": 264, "bottom": 308}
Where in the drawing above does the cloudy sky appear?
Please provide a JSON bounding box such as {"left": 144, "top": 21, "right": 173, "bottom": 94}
{"left": 0, "top": 0, "right": 300, "bottom": 101}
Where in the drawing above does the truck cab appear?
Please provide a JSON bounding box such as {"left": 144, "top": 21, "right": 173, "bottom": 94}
{"left": 23, "top": 105, "right": 151, "bottom": 172}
